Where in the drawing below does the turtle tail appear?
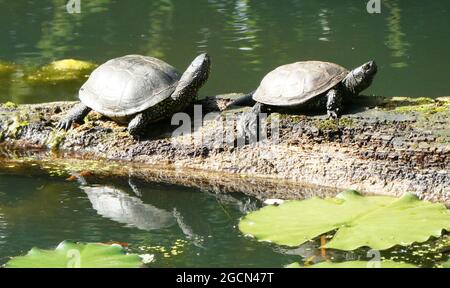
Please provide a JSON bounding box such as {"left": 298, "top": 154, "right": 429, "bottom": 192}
{"left": 228, "top": 92, "right": 256, "bottom": 107}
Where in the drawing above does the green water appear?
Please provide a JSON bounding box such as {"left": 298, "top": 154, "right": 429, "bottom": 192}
{"left": 0, "top": 165, "right": 292, "bottom": 267}
{"left": 0, "top": 0, "right": 449, "bottom": 104}
{"left": 0, "top": 164, "right": 448, "bottom": 268}
{"left": 0, "top": 0, "right": 449, "bottom": 268}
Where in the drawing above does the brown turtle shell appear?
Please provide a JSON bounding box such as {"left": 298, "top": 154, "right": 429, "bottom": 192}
{"left": 253, "top": 61, "right": 348, "bottom": 106}
{"left": 79, "top": 55, "right": 181, "bottom": 118}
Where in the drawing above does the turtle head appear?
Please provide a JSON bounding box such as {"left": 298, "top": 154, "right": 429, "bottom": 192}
{"left": 172, "top": 53, "right": 211, "bottom": 100}
{"left": 343, "top": 60, "right": 378, "bottom": 95}
{"left": 181, "top": 53, "right": 211, "bottom": 88}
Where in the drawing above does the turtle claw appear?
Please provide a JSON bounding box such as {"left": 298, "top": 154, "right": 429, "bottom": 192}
{"left": 56, "top": 118, "right": 73, "bottom": 131}
{"left": 327, "top": 110, "right": 339, "bottom": 119}
{"left": 132, "top": 135, "right": 142, "bottom": 141}
{"left": 55, "top": 103, "right": 91, "bottom": 132}
{"left": 129, "top": 131, "right": 142, "bottom": 141}
{"left": 127, "top": 126, "right": 144, "bottom": 140}
{"left": 327, "top": 106, "right": 342, "bottom": 119}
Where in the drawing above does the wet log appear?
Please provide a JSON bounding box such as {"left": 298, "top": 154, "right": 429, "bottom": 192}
{"left": 0, "top": 95, "right": 449, "bottom": 204}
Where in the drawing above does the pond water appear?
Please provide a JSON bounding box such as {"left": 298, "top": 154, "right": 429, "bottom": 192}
{"left": 0, "top": 164, "right": 448, "bottom": 268}
{"left": 0, "top": 0, "right": 449, "bottom": 268}
{"left": 0, "top": 0, "right": 449, "bottom": 105}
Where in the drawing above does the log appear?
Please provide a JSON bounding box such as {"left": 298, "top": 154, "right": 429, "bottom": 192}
{"left": 0, "top": 95, "right": 449, "bottom": 204}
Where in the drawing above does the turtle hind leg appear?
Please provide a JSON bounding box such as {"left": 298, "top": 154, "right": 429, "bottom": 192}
{"left": 127, "top": 112, "right": 150, "bottom": 139}
{"left": 57, "top": 102, "right": 91, "bottom": 131}
{"left": 326, "top": 88, "right": 344, "bottom": 118}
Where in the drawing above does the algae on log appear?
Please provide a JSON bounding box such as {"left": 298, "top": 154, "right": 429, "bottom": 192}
{"left": 0, "top": 95, "right": 449, "bottom": 204}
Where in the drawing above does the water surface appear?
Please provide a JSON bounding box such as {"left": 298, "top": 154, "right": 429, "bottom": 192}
{"left": 0, "top": 164, "right": 448, "bottom": 268}
{"left": 0, "top": 0, "right": 449, "bottom": 268}
{"left": 0, "top": 0, "right": 449, "bottom": 104}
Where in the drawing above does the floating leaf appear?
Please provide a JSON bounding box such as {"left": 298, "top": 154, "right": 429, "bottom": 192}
{"left": 239, "top": 191, "right": 450, "bottom": 250}
{"left": 5, "top": 241, "right": 142, "bottom": 268}
{"left": 286, "top": 261, "right": 417, "bottom": 268}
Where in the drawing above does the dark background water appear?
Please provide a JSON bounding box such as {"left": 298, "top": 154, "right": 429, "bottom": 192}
{"left": 0, "top": 0, "right": 449, "bottom": 105}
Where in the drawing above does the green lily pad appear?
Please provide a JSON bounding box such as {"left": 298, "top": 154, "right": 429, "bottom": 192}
{"left": 239, "top": 191, "right": 450, "bottom": 251}
{"left": 286, "top": 261, "right": 417, "bottom": 268}
{"left": 5, "top": 241, "right": 143, "bottom": 268}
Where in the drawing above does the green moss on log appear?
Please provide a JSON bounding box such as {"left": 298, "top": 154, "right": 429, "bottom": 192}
{"left": 3, "top": 102, "right": 18, "bottom": 109}
{"left": 382, "top": 97, "right": 450, "bottom": 115}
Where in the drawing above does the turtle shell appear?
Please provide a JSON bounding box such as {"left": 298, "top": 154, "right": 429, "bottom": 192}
{"left": 79, "top": 55, "right": 181, "bottom": 118}
{"left": 253, "top": 61, "right": 349, "bottom": 106}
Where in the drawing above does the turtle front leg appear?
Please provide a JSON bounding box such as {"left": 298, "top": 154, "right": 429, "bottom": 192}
{"left": 326, "top": 88, "right": 344, "bottom": 119}
{"left": 237, "top": 102, "right": 267, "bottom": 143}
{"left": 127, "top": 112, "right": 150, "bottom": 139}
{"left": 57, "top": 102, "right": 92, "bottom": 131}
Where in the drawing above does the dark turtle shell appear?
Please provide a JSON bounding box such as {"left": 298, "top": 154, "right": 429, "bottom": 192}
{"left": 79, "top": 55, "right": 181, "bottom": 118}
{"left": 253, "top": 61, "right": 349, "bottom": 106}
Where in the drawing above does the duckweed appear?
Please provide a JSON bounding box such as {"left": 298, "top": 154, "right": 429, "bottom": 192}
{"left": 0, "top": 61, "right": 16, "bottom": 77}
{"left": 26, "top": 59, "right": 97, "bottom": 83}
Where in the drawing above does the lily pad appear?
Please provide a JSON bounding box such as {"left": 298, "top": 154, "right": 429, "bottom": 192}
{"left": 239, "top": 191, "right": 450, "bottom": 250}
{"left": 5, "top": 241, "right": 143, "bottom": 268}
{"left": 286, "top": 261, "right": 417, "bottom": 268}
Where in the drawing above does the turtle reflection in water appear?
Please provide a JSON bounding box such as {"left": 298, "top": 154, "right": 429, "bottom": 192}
{"left": 82, "top": 185, "right": 176, "bottom": 231}
{"left": 82, "top": 185, "right": 206, "bottom": 247}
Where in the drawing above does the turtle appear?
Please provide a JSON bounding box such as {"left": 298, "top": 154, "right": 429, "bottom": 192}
{"left": 231, "top": 60, "right": 377, "bottom": 133}
{"left": 57, "top": 53, "right": 211, "bottom": 137}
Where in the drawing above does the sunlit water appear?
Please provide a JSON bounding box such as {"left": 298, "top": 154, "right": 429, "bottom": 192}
{"left": 0, "top": 165, "right": 448, "bottom": 268}
{"left": 0, "top": 0, "right": 449, "bottom": 104}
